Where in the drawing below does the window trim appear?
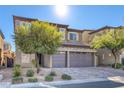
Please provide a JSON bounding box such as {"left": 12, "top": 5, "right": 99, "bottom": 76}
{"left": 59, "top": 28, "right": 66, "bottom": 40}
{"left": 68, "top": 32, "right": 79, "bottom": 41}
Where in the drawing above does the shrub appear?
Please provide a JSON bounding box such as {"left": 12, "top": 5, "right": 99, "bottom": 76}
{"left": 31, "top": 59, "right": 40, "bottom": 73}
{"left": 13, "top": 64, "right": 21, "bottom": 77}
{"left": 26, "top": 69, "right": 34, "bottom": 77}
{"left": 112, "top": 63, "right": 123, "bottom": 69}
{"left": 61, "top": 74, "right": 72, "bottom": 80}
{"left": 12, "top": 77, "right": 23, "bottom": 84}
{"left": 49, "top": 71, "right": 56, "bottom": 76}
{"left": 28, "top": 77, "right": 38, "bottom": 82}
{"left": 45, "top": 75, "right": 54, "bottom": 81}
{"left": 31, "top": 59, "right": 37, "bottom": 68}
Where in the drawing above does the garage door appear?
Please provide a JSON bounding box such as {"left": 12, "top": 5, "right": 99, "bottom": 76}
{"left": 70, "top": 52, "right": 93, "bottom": 67}
{"left": 52, "top": 52, "right": 66, "bottom": 68}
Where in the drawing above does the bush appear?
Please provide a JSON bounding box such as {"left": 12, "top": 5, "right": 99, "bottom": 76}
{"left": 13, "top": 64, "right": 21, "bottom": 77}
{"left": 122, "top": 66, "right": 124, "bottom": 70}
{"left": 112, "top": 63, "right": 123, "bottom": 69}
{"left": 49, "top": 71, "right": 56, "bottom": 76}
{"left": 45, "top": 75, "right": 54, "bottom": 81}
{"left": 31, "top": 59, "right": 37, "bottom": 68}
{"left": 28, "top": 77, "right": 38, "bottom": 82}
{"left": 12, "top": 77, "right": 23, "bottom": 84}
{"left": 31, "top": 59, "right": 40, "bottom": 73}
{"left": 61, "top": 74, "right": 72, "bottom": 80}
{"left": 26, "top": 69, "right": 34, "bottom": 77}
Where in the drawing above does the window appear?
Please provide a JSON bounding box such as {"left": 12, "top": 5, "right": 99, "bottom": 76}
{"left": 21, "top": 21, "right": 31, "bottom": 27}
{"left": 59, "top": 28, "right": 66, "bottom": 40}
{"left": 15, "top": 20, "right": 20, "bottom": 26}
{"left": 68, "top": 32, "right": 78, "bottom": 41}
{"left": 59, "top": 28, "right": 65, "bottom": 32}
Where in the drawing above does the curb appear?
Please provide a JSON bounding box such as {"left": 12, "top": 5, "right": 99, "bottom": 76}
{"left": 44, "top": 78, "right": 108, "bottom": 86}
{"left": 0, "top": 78, "right": 108, "bottom": 88}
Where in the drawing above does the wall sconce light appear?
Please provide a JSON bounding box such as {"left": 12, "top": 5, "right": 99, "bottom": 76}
{"left": 109, "top": 53, "right": 111, "bottom": 56}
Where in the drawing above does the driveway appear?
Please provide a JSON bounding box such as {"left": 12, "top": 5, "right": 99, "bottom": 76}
{"left": 0, "top": 68, "right": 12, "bottom": 82}
{"left": 44, "top": 67, "right": 124, "bottom": 88}
{"left": 53, "top": 67, "right": 124, "bottom": 80}
{"left": 1, "top": 67, "right": 124, "bottom": 88}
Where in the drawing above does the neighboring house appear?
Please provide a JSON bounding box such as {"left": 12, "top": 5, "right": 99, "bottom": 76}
{"left": 13, "top": 16, "right": 97, "bottom": 68}
{"left": 0, "top": 29, "right": 5, "bottom": 66}
{"left": 4, "top": 42, "right": 15, "bottom": 67}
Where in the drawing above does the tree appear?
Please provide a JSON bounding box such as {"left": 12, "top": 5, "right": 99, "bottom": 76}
{"left": 14, "top": 21, "right": 62, "bottom": 73}
{"left": 91, "top": 27, "right": 124, "bottom": 68}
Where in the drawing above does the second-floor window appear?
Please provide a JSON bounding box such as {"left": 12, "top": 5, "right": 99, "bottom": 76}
{"left": 15, "top": 20, "right": 20, "bottom": 26}
{"left": 59, "top": 28, "right": 66, "bottom": 40}
{"left": 21, "top": 21, "right": 31, "bottom": 27}
{"left": 15, "top": 20, "right": 31, "bottom": 27}
{"left": 68, "top": 32, "right": 79, "bottom": 41}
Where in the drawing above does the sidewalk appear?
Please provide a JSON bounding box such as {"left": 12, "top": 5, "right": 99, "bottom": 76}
{"left": 0, "top": 82, "right": 55, "bottom": 88}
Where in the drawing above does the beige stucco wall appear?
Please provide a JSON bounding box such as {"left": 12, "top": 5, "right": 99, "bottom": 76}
{"left": 44, "top": 54, "right": 51, "bottom": 68}
{"left": 97, "top": 49, "right": 116, "bottom": 65}
{"left": 82, "top": 31, "right": 91, "bottom": 43}
{"left": 15, "top": 48, "right": 35, "bottom": 68}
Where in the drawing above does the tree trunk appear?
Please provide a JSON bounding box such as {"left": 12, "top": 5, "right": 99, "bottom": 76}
{"left": 36, "top": 53, "right": 40, "bottom": 73}
{"left": 112, "top": 50, "right": 117, "bottom": 68}
{"left": 111, "top": 50, "right": 119, "bottom": 68}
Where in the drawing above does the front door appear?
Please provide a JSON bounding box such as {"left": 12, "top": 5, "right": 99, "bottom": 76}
{"left": 38, "top": 54, "right": 44, "bottom": 67}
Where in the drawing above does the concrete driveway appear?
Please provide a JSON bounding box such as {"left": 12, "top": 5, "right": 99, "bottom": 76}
{"left": 53, "top": 67, "right": 124, "bottom": 80}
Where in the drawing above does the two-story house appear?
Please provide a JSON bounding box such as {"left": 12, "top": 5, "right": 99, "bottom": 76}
{"left": 0, "top": 29, "right": 5, "bottom": 66}
{"left": 13, "top": 16, "right": 97, "bottom": 68}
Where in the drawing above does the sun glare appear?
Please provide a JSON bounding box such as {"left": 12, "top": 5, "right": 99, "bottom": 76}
{"left": 55, "top": 5, "right": 68, "bottom": 17}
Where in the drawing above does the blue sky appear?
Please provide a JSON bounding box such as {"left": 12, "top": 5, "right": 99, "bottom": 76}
{"left": 0, "top": 5, "right": 124, "bottom": 51}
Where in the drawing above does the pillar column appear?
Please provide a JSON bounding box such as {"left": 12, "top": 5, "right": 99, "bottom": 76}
{"left": 67, "top": 51, "right": 70, "bottom": 67}
{"left": 50, "top": 55, "right": 52, "bottom": 68}
{"left": 119, "top": 54, "right": 122, "bottom": 64}
{"left": 94, "top": 53, "right": 97, "bottom": 67}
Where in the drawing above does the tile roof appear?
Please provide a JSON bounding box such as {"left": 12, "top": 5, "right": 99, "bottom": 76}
{"left": 62, "top": 41, "right": 90, "bottom": 47}
{"left": 67, "top": 28, "right": 83, "bottom": 32}
{"left": 13, "top": 15, "right": 69, "bottom": 28}
{"left": 89, "top": 26, "right": 122, "bottom": 34}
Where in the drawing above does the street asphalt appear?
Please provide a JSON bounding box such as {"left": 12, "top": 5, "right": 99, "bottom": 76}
{"left": 53, "top": 80, "right": 124, "bottom": 88}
